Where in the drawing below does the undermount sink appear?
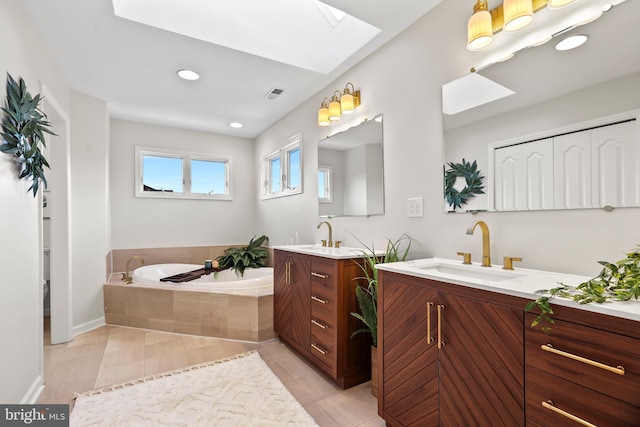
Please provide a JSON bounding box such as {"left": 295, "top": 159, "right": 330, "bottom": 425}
{"left": 415, "top": 262, "right": 525, "bottom": 282}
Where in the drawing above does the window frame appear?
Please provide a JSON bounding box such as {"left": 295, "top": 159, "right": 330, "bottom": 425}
{"left": 135, "top": 146, "right": 232, "bottom": 200}
{"left": 318, "top": 165, "right": 333, "bottom": 203}
{"left": 261, "top": 133, "right": 303, "bottom": 200}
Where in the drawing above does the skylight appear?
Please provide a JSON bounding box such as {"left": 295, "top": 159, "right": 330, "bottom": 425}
{"left": 111, "top": 0, "right": 381, "bottom": 74}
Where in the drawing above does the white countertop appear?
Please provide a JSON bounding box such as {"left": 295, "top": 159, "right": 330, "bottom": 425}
{"left": 273, "top": 244, "right": 384, "bottom": 259}
{"left": 376, "top": 257, "right": 640, "bottom": 323}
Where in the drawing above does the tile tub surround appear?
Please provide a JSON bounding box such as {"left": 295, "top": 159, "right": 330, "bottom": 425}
{"left": 103, "top": 277, "right": 275, "bottom": 342}
{"left": 108, "top": 245, "right": 274, "bottom": 276}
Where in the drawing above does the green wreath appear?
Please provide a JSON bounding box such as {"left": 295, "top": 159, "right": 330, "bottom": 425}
{"left": 444, "top": 159, "right": 485, "bottom": 211}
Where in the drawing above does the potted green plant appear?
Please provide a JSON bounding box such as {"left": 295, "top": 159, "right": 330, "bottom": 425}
{"left": 216, "top": 235, "right": 269, "bottom": 276}
{"left": 350, "top": 233, "right": 412, "bottom": 397}
{"left": 0, "top": 73, "right": 55, "bottom": 196}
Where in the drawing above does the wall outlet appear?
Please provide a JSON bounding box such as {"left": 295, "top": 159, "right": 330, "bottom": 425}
{"left": 407, "top": 197, "right": 423, "bottom": 217}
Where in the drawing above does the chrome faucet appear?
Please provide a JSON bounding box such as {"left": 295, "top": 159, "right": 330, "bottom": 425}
{"left": 317, "top": 221, "right": 333, "bottom": 247}
{"left": 122, "top": 255, "right": 144, "bottom": 284}
{"left": 466, "top": 221, "right": 491, "bottom": 267}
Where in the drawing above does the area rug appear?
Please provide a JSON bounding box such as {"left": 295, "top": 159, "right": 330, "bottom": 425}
{"left": 71, "top": 351, "right": 319, "bottom": 427}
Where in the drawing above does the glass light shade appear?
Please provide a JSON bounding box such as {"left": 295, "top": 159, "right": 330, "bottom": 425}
{"left": 547, "top": 0, "right": 576, "bottom": 9}
{"left": 318, "top": 106, "right": 330, "bottom": 126}
{"left": 340, "top": 93, "right": 355, "bottom": 114}
{"left": 467, "top": 10, "right": 493, "bottom": 51}
{"left": 503, "top": 0, "right": 534, "bottom": 32}
{"left": 328, "top": 98, "right": 341, "bottom": 121}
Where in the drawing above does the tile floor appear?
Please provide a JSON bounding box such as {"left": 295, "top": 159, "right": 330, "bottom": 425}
{"left": 37, "top": 318, "right": 385, "bottom": 426}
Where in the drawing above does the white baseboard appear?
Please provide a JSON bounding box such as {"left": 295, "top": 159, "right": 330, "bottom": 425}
{"left": 73, "top": 317, "right": 105, "bottom": 337}
{"left": 21, "top": 375, "right": 44, "bottom": 404}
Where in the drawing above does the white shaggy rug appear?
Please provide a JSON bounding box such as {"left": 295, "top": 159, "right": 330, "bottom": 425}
{"left": 71, "top": 351, "right": 318, "bottom": 427}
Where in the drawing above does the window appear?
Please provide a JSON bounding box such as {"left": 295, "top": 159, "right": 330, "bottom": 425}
{"left": 318, "top": 165, "right": 332, "bottom": 203}
{"left": 135, "top": 147, "right": 231, "bottom": 200}
{"left": 262, "top": 134, "right": 303, "bottom": 199}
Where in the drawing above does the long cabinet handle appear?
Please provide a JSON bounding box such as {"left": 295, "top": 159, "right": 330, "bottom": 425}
{"left": 311, "top": 319, "right": 328, "bottom": 329}
{"left": 541, "top": 344, "right": 625, "bottom": 376}
{"left": 285, "top": 262, "right": 291, "bottom": 285}
{"left": 311, "top": 272, "right": 329, "bottom": 279}
{"left": 437, "top": 304, "right": 445, "bottom": 349}
{"left": 542, "top": 401, "right": 598, "bottom": 427}
{"left": 311, "top": 295, "right": 329, "bottom": 304}
{"left": 426, "top": 302, "right": 435, "bottom": 345}
{"left": 311, "top": 343, "right": 327, "bottom": 355}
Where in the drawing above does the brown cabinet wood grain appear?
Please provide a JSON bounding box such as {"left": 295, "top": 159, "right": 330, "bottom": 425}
{"left": 273, "top": 249, "right": 372, "bottom": 389}
{"left": 378, "top": 271, "right": 525, "bottom": 427}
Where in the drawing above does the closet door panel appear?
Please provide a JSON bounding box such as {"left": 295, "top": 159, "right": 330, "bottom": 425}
{"left": 554, "top": 132, "right": 592, "bottom": 209}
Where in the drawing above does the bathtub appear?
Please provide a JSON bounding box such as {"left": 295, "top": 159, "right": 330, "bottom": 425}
{"left": 131, "top": 263, "right": 273, "bottom": 296}
{"left": 103, "top": 264, "right": 275, "bottom": 341}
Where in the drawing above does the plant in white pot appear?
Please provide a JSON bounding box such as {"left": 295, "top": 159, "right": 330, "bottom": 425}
{"left": 350, "top": 233, "right": 413, "bottom": 397}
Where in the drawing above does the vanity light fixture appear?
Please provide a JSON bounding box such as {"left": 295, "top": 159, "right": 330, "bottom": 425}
{"left": 340, "top": 82, "right": 361, "bottom": 114}
{"left": 318, "top": 98, "right": 330, "bottom": 127}
{"left": 467, "top": 0, "right": 493, "bottom": 51}
{"left": 503, "top": 0, "right": 534, "bottom": 32}
{"left": 316, "top": 83, "right": 362, "bottom": 126}
{"left": 177, "top": 69, "right": 200, "bottom": 81}
{"left": 328, "top": 91, "right": 342, "bottom": 121}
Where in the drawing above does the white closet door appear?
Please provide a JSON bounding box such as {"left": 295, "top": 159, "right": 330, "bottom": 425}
{"left": 494, "top": 145, "right": 520, "bottom": 211}
{"left": 554, "top": 131, "right": 592, "bottom": 209}
{"left": 522, "top": 138, "right": 553, "bottom": 210}
{"left": 591, "top": 121, "right": 637, "bottom": 207}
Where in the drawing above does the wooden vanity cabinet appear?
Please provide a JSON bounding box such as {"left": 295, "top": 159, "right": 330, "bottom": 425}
{"left": 273, "top": 249, "right": 372, "bottom": 389}
{"left": 378, "top": 270, "right": 526, "bottom": 427}
{"left": 524, "top": 311, "right": 640, "bottom": 427}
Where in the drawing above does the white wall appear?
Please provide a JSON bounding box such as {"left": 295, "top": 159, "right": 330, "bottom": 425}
{"left": 256, "top": 0, "right": 640, "bottom": 277}
{"left": 0, "top": 0, "right": 71, "bottom": 403}
{"left": 110, "top": 119, "right": 257, "bottom": 249}
{"left": 70, "top": 91, "right": 110, "bottom": 330}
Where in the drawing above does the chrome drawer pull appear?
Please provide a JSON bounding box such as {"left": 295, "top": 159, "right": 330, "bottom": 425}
{"left": 541, "top": 344, "right": 625, "bottom": 376}
{"left": 542, "top": 400, "right": 597, "bottom": 427}
{"left": 311, "top": 343, "right": 327, "bottom": 355}
{"left": 311, "top": 319, "right": 328, "bottom": 329}
{"left": 311, "top": 272, "right": 329, "bottom": 279}
{"left": 311, "top": 295, "right": 329, "bottom": 304}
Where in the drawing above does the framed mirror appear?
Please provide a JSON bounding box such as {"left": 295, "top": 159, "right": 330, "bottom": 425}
{"left": 318, "top": 115, "right": 384, "bottom": 217}
{"left": 443, "top": 0, "right": 640, "bottom": 212}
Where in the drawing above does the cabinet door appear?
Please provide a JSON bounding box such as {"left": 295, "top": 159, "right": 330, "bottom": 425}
{"left": 438, "top": 292, "right": 524, "bottom": 427}
{"left": 273, "top": 253, "right": 291, "bottom": 340}
{"left": 380, "top": 277, "right": 439, "bottom": 426}
{"left": 290, "top": 255, "right": 311, "bottom": 350}
{"left": 554, "top": 131, "right": 592, "bottom": 209}
{"left": 494, "top": 145, "right": 521, "bottom": 211}
{"left": 591, "top": 120, "right": 637, "bottom": 207}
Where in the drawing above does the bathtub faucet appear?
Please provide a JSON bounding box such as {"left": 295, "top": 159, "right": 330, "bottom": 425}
{"left": 122, "top": 256, "right": 145, "bottom": 284}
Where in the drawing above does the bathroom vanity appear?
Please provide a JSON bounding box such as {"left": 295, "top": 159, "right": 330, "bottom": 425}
{"left": 376, "top": 258, "right": 640, "bottom": 427}
{"left": 273, "top": 245, "right": 374, "bottom": 389}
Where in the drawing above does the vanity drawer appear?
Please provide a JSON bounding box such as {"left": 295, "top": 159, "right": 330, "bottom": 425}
{"left": 526, "top": 367, "right": 639, "bottom": 427}
{"left": 525, "top": 314, "right": 640, "bottom": 406}
{"left": 311, "top": 328, "right": 335, "bottom": 369}
{"left": 311, "top": 307, "right": 335, "bottom": 340}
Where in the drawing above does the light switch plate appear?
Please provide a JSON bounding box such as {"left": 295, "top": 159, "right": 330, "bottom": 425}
{"left": 407, "top": 197, "right": 423, "bottom": 217}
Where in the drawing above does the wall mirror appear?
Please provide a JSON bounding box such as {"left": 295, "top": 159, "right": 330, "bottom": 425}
{"left": 318, "top": 115, "right": 384, "bottom": 217}
{"left": 443, "top": 0, "right": 640, "bottom": 212}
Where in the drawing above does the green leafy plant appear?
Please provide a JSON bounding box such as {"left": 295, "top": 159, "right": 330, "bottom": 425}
{"left": 526, "top": 246, "right": 640, "bottom": 334}
{"left": 444, "top": 158, "right": 485, "bottom": 211}
{"left": 216, "top": 235, "right": 269, "bottom": 276}
{"left": 1, "top": 73, "right": 55, "bottom": 196}
{"left": 350, "top": 233, "right": 413, "bottom": 347}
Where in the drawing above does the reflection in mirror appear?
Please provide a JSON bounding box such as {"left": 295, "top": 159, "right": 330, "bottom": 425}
{"left": 443, "top": 0, "right": 640, "bottom": 212}
{"left": 318, "top": 115, "right": 384, "bottom": 217}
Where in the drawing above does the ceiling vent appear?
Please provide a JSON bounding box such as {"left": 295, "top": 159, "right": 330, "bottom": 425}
{"left": 264, "top": 87, "right": 285, "bottom": 100}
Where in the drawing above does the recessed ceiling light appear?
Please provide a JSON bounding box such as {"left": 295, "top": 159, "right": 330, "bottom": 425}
{"left": 602, "top": 3, "right": 613, "bottom": 12}
{"left": 177, "top": 69, "right": 200, "bottom": 81}
{"left": 555, "top": 34, "right": 588, "bottom": 51}
{"left": 229, "top": 122, "right": 243, "bottom": 128}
